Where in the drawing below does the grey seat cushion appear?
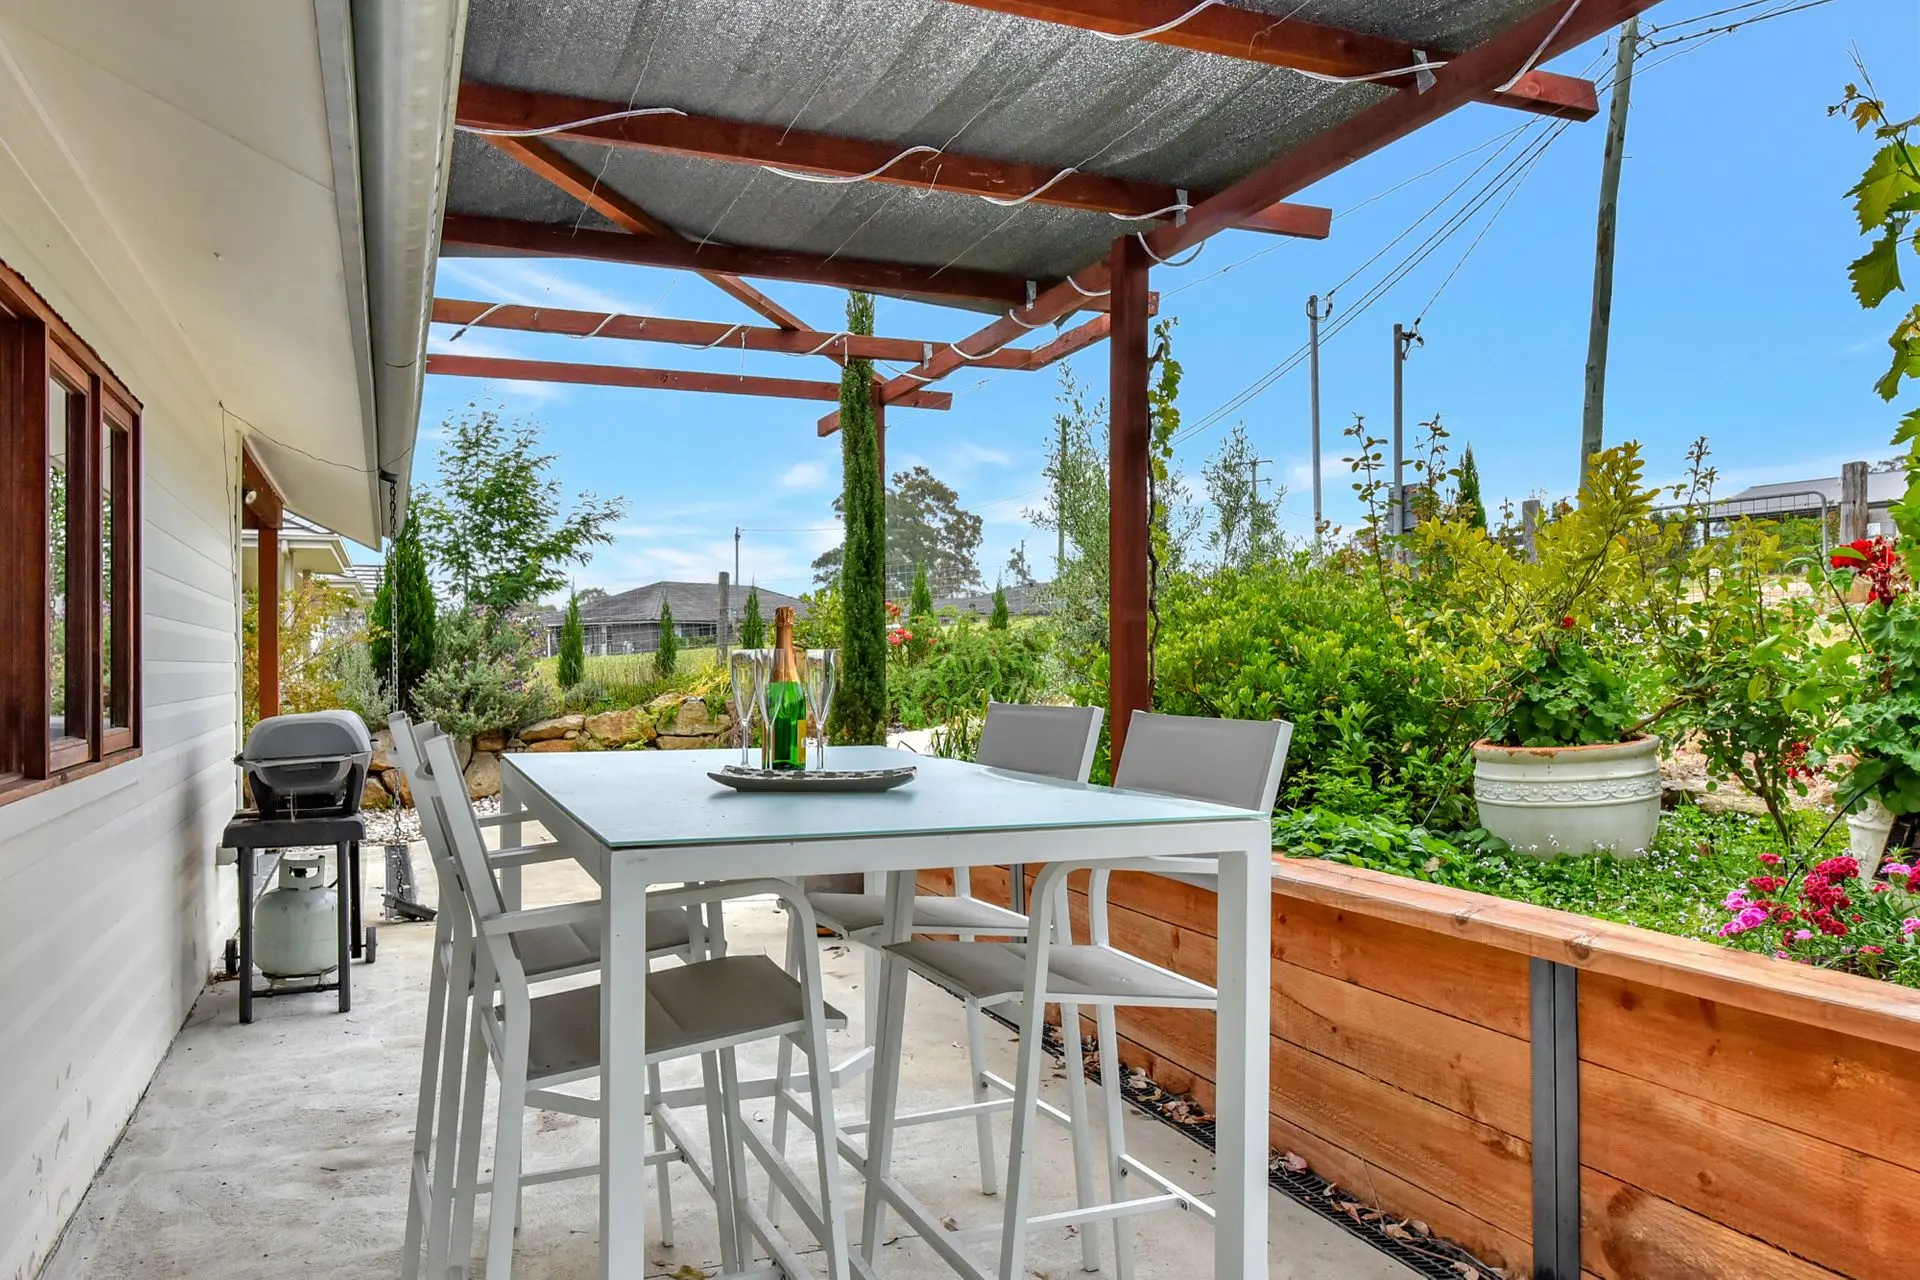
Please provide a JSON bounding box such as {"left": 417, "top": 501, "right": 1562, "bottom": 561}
{"left": 887, "top": 941, "right": 1215, "bottom": 1007}
{"left": 514, "top": 907, "right": 693, "bottom": 979}
{"left": 808, "top": 892, "right": 1029, "bottom": 936}
{"left": 519, "top": 954, "right": 848, "bottom": 1085}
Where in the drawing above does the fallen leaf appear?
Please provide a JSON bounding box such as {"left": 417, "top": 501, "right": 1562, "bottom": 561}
{"left": 1281, "top": 1151, "right": 1310, "bottom": 1174}
{"left": 1410, "top": 1220, "right": 1431, "bottom": 1237}
{"left": 1382, "top": 1222, "right": 1412, "bottom": 1241}
{"left": 941, "top": 1217, "right": 959, "bottom": 1231}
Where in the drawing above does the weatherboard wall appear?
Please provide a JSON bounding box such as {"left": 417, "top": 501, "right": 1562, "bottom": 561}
{"left": 0, "top": 57, "right": 242, "bottom": 1280}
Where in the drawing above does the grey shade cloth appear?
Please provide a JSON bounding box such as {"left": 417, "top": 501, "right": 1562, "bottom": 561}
{"left": 518, "top": 954, "right": 849, "bottom": 1084}
{"left": 809, "top": 892, "right": 1028, "bottom": 937}
{"left": 513, "top": 907, "right": 693, "bottom": 979}
{"left": 886, "top": 941, "right": 1215, "bottom": 1007}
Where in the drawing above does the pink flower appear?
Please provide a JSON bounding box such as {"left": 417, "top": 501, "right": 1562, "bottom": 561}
{"left": 1793, "top": 929, "right": 1814, "bottom": 941}
{"left": 1883, "top": 863, "right": 1912, "bottom": 879}
{"left": 1902, "top": 918, "right": 1920, "bottom": 937}
{"left": 1757, "top": 852, "right": 1782, "bottom": 866}
{"left": 1861, "top": 945, "right": 1886, "bottom": 956}
{"left": 1721, "top": 889, "right": 1749, "bottom": 911}
{"left": 1718, "top": 905, "right": 1769, "bottom": 938}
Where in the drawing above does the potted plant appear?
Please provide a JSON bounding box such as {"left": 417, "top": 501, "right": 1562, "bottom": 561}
{"left": 1815, "top": 536, "right": 1920, "bottom": 877}
{"left": 1471, "top": 624, "right": 1661, "bottom": 856}
{"left": 1407, "top": 445, "right": 1665, "bottom": 856}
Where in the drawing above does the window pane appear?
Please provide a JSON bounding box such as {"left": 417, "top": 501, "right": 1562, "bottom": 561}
{"left": 48, "top": 379, "right": 68, "bottom": 742}
{"left": 102, "top": 420, "right": 132, "bottom": 732}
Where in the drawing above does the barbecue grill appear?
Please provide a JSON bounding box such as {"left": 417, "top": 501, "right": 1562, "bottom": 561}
{"left": 235, "top": 710, "right": 372, "bottom": 819}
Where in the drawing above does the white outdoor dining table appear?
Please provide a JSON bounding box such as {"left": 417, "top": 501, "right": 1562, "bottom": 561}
{"left": 498, "top": 745, "right": 1272, "bottom": 1279}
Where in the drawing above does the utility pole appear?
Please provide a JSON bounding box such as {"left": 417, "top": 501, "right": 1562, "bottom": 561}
{"left": 734, "top": 526, "right": 741, "bottom": 589}
{"left": 1307, "top": 295, "right": 1329, "bottom": 547}
{"left": 1392, "top": 322, "right": 1422, "bottom": 534}
{"left": 1580, "top": 18, "right": 1640, "bottom": 486}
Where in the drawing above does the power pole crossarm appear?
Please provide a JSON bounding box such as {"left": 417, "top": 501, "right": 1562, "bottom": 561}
{"left": 1580, "top": 19, "right": 1639, "bottom": 485}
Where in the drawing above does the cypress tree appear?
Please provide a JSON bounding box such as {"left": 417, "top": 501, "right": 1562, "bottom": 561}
{"left": 557, "top": 592, "right": 586, "bottom": 687}
{"left": 370, "top": 515, "right": 436, "bottom": 712}
{"left": 909, "top": 560, "right": 934, "bottom": 618}
{"left": 741, "top": 586, "right": 766, "bottom": 649}
{"left": 989, "top": 584, "right": 1010, "bottom": 630}
{"left": 656, "top": 597, "right": 678, "bottom": 680}
{"left": 833, "top": 291, "right": 887, "bottom": 744}
{"left": 1458, "top": 444, "right": 1488, "bottom": 530}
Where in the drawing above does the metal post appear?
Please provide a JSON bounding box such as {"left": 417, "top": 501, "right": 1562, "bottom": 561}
{"left": 1056, "top": 414, "right": 1069, "bottom": 577}
{"left": 1307, "top": 295, "right": 1326, "bottom": 547}
{"left": 1579, "top": 18, "right": 1640, "bottom": 484}
{"left": 1530, "top": 958, "right": 1582, "bottom": 1280}
{"left": 1522, "top": 499, "right": 1542, "bottom": 564}
{"left": 1840, "top": 461, "right": 1870, "bottom": 543}
{"left": 1392, "top": 323, "right": 1421, "bottom": 534}
{"left": 718, "top": 571, "right": 732, "bottom": 663}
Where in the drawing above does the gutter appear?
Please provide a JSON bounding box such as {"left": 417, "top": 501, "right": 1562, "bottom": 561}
{"left": 329, "top": 0, "right": 468, "bottom": 540}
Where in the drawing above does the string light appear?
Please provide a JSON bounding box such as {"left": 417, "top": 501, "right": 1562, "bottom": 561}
{"left": 456, "top": 106, "right": 688, "bottom": 138}
{"left": 1497, "top": 0, "right": 1585, "bottom": 93}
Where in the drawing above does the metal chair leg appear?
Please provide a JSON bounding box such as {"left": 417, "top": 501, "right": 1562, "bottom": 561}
{"left": 1059, "top": 1001, "right": 1103, "bottom": 1273}
{"left": 649, "top": 1062, "right": 675, "bottom": 1248}
{"left": 964, "top": 996, "right": 1000, "bottom": 1197}
{"left": 1097, "top": 1005, "right": 1135, "bottom": 1280}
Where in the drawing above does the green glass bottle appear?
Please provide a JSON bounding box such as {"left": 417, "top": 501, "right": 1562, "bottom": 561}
{"left": 767, "top": 606, "right": 808, "bottom": 770}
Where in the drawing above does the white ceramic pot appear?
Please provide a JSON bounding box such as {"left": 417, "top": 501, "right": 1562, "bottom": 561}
{"left": 1472, "top": 736, "right": 1663, "bottom": 858}
{"left": 1845, "top": 797, "right": 1897, "bottom": 882}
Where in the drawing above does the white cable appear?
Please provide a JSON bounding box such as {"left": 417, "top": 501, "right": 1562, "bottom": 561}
{"left": 1108, "top": 202, "right": 1192, "bottom": 221}
{"left": 1089, "top": 0, "right": 1225, "bottom": 41}
{"left": 801, "top": 330, "right": 850, "bottom": 356}
{"left": 1066, "top": 273, "right": 1111, "bottom": 298}
{"left": 980, "top": 167, "right": 1083, "bottom": 207}
{"left": 689, "top": 323, "right": 748, "bottom": 350}
{"left": 1003, "top": 308, "right": 1045, "bottom": 330}
{"left": 446, "top": 302, "right": 508, "bottom": 342}
{"left": 1294, "top": 57, "right": 1451, "bottom": 85}
{"left": 759, "top": 144, "right": 944, "bottom": 185}
{"left": 1136, "top": 232, "right": 1204, "bottom": 268}
{"left": 458, "top": 106, "right": 688, "bottom": 139}
{"left": 577, "top": 311, "right": 619, "bottom": 340}
{"left": 1497, "top": 0, "right": 1584, "bottom": 92}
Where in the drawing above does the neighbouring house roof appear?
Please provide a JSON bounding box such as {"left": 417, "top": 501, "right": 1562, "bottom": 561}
{"left": 1723, "top": 472, "right": 1907, "bottom": 507}
{"left": 937, "top": 584, "right": 1055, "bottom": 617}
{"left": 541, "top": 581, "right": 807, "bottom": 628}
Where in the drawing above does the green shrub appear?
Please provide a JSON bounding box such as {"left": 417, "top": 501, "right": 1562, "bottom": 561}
{"left": 742, "top": 587, "right": 766, "bottom": 649}
{"left": 656, "top": 598, "right": 678, "bottom": 679}
{"left": 889, "top": 622, "right": 1053, "bottom": 729}
{"left": 989, "top": 586, "right": 1010, "bottom": 630}
{"left": 1153, "top": 558, "right": 1482, "bottom": 824}
{"left": 369, "top": 515, "right": 436, "bottom": 712}
{"left": 557, "top": 593, "right": 585, "bottom": 688}
{"left": 413, "top": 610, "right": 552, "bottom": 737}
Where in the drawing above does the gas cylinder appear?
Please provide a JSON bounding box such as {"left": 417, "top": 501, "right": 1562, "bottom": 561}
{"left": 253, "top": 855, "right": 339, "bottom": 979}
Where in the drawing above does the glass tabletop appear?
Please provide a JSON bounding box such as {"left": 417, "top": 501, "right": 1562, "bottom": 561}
{"left": 503, "top": 745, "right": 1267, "bottom": 850}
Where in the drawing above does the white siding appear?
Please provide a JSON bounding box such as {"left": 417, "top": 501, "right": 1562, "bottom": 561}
{"left": 0, "top": 41, "right": 246, "bottom": 1280}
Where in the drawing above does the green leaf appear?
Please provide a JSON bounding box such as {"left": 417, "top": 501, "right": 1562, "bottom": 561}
{"left": 1851, "top": 231, "right": 1904, "bottom": 310}
{"left": 1850, "top": 144, "right": 1920, "bottom": 232}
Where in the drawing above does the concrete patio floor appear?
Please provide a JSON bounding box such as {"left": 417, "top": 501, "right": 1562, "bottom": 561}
{"left": 39, "top": 846, "right": 1413, "bottom": 1280}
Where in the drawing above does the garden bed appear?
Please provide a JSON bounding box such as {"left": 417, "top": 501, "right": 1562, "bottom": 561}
{"left": 919, "top": 859, "right": 1920, "bottom": 1279}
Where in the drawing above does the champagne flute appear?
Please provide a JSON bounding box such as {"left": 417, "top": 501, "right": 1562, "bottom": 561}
{"left": 751, "top": 650, "right": 773, "bottom": 770}
{"left": 806, "top": 648, "right": 837, "bottom": 770}
{"left": 729, "top": 650, "right": 758, "bottom": 765}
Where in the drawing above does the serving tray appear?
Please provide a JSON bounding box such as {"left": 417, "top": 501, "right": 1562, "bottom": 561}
{"left": 707, "top": 764, "right": 916, "bottom": 793}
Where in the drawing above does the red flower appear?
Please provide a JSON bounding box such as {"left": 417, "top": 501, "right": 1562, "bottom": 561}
{"left": 1747, "top": 874, "right": 1786, "bottom": 894}
{"left": 1757, "top": 852, "right": 1782, "bottom": 866}
{"left": 1559, "top": 615, "right": 1576, "bottom": 629}
{"left": 1861, "top": 945, "right": 1885, "bottom": 956}
{"left": 1830, "top": 536, "right": 1906, "bottom": 604}
{"left": 1908, "top": 866, "right": 1920, "bottom": 893}
{"left": 1815, "top": 856, "right": 1860, "bottom": 879}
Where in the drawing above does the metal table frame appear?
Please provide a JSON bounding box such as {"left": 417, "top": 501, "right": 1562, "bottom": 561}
{"left": 499, "top": 746, "right": 1271, "bottom": 1280}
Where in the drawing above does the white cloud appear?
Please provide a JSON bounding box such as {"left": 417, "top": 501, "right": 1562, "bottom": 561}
{"left": 435, "top": 259, "right": 649, "bottom": 316}
{"left": 779, "top": 461, "right": 829, "bottom": 491}
{"left": 946, "top": 441, "right": 1014, "bottom": 471}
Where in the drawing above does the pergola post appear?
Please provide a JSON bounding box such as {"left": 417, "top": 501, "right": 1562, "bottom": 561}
{"left": 257, "top": 522, "right": 280, "bottom": 721}
{"left": 1107, "top": 234, "right": 1151, "bottom": 765}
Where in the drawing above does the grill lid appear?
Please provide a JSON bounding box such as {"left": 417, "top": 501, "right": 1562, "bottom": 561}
{"left": 238, "top": 710, "right": 372, "bottom": 768}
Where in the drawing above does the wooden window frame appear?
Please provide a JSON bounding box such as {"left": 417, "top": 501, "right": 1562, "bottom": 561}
{"left": 0, "top": 258, "right": 142, "bottom": 804}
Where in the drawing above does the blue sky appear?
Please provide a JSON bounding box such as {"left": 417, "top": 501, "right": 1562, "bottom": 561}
{"left": 402, "top": 0, "right": 1920, "bottom": 598}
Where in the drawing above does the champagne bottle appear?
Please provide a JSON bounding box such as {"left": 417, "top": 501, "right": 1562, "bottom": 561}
{"left": 767, "top": 606, "right": 807, "bottom": 770}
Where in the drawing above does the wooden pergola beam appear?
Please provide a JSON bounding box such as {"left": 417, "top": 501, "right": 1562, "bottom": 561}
{"left": 1147, "top": 0, "right": 1661, "bottom": 258}
{"left": 935, "top": 0, "right": 1599, "bottom": 120}
{"left": 431, "top": 298, "right": 1048, "bottom": 369}
{"left": 483, "top": 136, "right": 810, "bottom": 330}
{"left": 457, "top": 83, "right": 1333, "bottom": 238}
{"left": 426, "top": 354, "right": 955, "bottom": 409}
{"left": 442, "top": 214, "right": 1045, "bottom": 309}
{"left": 814, "top": 306, "right": 1137, "bottom": 435}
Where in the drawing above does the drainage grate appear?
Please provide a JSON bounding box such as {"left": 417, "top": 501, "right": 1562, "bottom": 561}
{"left": 984, "top": 1010, "right": 1503, "bottom": 1280}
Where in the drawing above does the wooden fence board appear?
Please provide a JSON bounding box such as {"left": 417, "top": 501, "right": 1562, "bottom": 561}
{"left": 1581, "top": 972, "right": 1920, "bottom": 1172}
{"left": 1582, "top": 1169, "right": 1845, "bottom": 1280}
{"left": 1581, "top": 1059, "right": 1920, "bottom": 1278}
